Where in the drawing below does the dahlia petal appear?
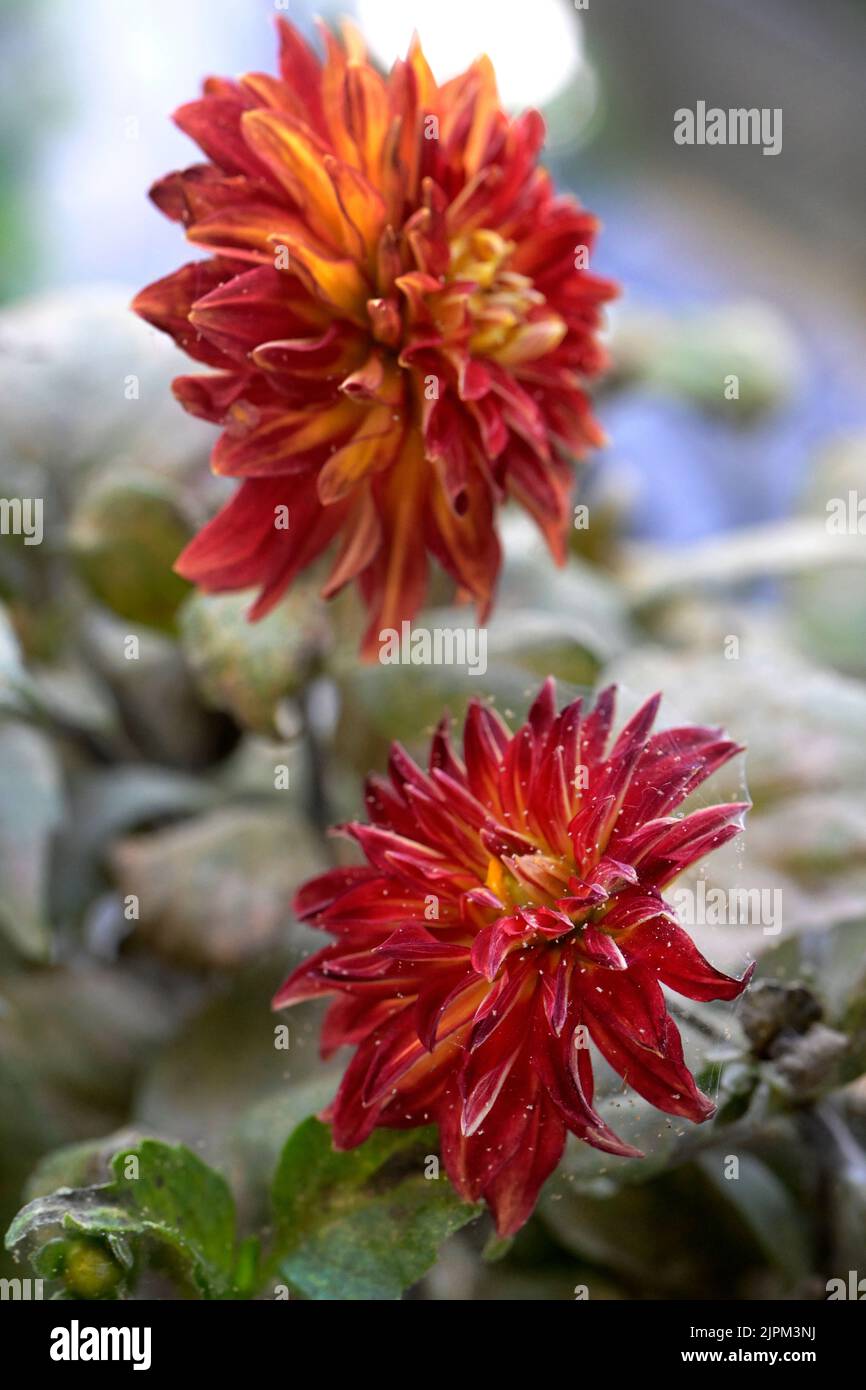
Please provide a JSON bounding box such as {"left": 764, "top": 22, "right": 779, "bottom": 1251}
{"left": 429, "top": 769, "right": 488, "bottom": 832}
{"left": 555, "top": 888, "right": 607, "bottom": 918}
{"left": 360, "top": 1027, "right": 431, "bottom": 1108}
{"left": 518, "top": 905, "right": 573, "bottom": 939}
{"left": 469, "top": 962, "right": 535, "bottom": 1051}
{"left": 363, "top": 982, "right": 478, "bottom": 1107}
{"left": 241, "top": 109, "right": 359, "bottom": 255}
{"left": 320, "top": 950, "right": 397, "bottom": 982}
{"left": 498, "top": 723, "right": 536, "bottom": 831}
{"left": 185, "top": 202, "right": 315, "bottom": 261}
{"left": 601, "top": 889, "right": 675, "bottom": 934}
{"left": 321, "top": 484, "right": 381, "bottom": 597}
{"left": 367, "top": 296, "right": 402, "bottom": 347}
{"left": 376, "top": 924, "right": 470, "bottom": 962}
{"left": 577, "top": 964, "right": 670, "bottom": 1055}
{"left": 482, "top": 1094, "right": 566, "bottom": 1238}
{"left": 295, "top": 865, "right": 378, "bottom": 919}
{"left": 316, "top": 409, "right": 404, "bottom": 505}
{"left": 622, "top": 918, "right": 755, "bottom": 1003}
{"left": 461, "top": 1048, "right": 520, "bottom": 1137}
{"left": 577, "top": 924, "right": 627, "bottom": 970}
{"left": 321, "top": 879, "right": 439, "bottom": 931}
{"left": 345, "top": 62, "right": 391, "bottom": 184}
{"left": 174, "top": 96, "right": 276, "bottom": 182}
{"left": 463, "top": 700, "right": 511, "bottom": 810}
{"left": 320, "top": 993, "right": 399, "bottom": 1058}
{"left": 330, "top": 1029, "right": 397, "bottom": 1147}
{"left": 429, "top": 719, "right": 468, "bottom": 784}
{"left": 237, "top": 70, "right": 308, "bottom": 122}
{"left": 358, "top": 432, "right": 429, "bottom": 656}
{"left": 468, "top": 393, "right": 510, "bottom": 459}
{"left": 211, "top": 398, "right": 360, "bottom": 478}
{"left": 542, "top": 954, "right": 574, "bottom": 1036}
{"left": 639, "top": 802, "right": 750, "bottom": 887}
{"left": 345, "top": 822, "right": 445, "bottom": 874}
{"left": 612, "top": 730, "right": 744, "bottom": 841}
{"left": 414, "top": 973, "right": 475, "bottom": 1053}
{"left": 585, "top": 1007, "right": 715, "bottom": 1123}
{"left": 493, "top": 314, "right": 567, "bottom": 366}
{"left": 504, "top": 852, "right": 570, "bottom": 902}
{"left": 172, "top": 370, "right": 266, "bottom": 424}
{"left": 272, "top": 945, "right": 343, "bottom": 1008}
{"left": 607, "top": 691, "right": 662, "bottom": 765}
{"left": 470, "top": 913, "right": 526, "bottom": 982}
{"left": 254, "top": 324, "right": 366, "bottom": 381}
{"left": 384, "top": 849, "right": 477, "bottom": 897}
{"left": 404, "top": 786, "right": 486, "bottom": 871}
{"left": 570, "top": 695, "right": 663, "bottom": 868}
{"left": 425, "top": 472, "right": 501, "bottom": 613}
{"left": 174, "top": 474, "right": 345, "bottom": 620}
{"left": 542, "top": 695, "right": 583, "bottom": 783}
{"left": 340, "top": 349, "right": 403, "bottom": 406}
{"left": 504, "top": 439, "right": 572, "bottom": 563}
{"left": 613, "top": 816, "right": 683, "bottom": 867}
{"left": 132, "top": 260, "right": 236, "bottom": 366}
{"left": 587, "top": 857, "right": 639, "bottom": 892}
{"left": 275, "top": 17, "right": 328, "bottom": 138}
{"left": 266, "top": 233, "right": 370, "bottom": 324}
{"left": 532, "top": 1011, "right": 643, "bottom": 1158}
{"left": 580, "top": 685, "right": 617, "bottom": 768}
{"left": 530, "top": 743, "right": 575, "bottom": 857}
{"left": 189, "top": 266, "right": 320, "bottom": 360}
{"left": 479, "top": 819, "right": 537, "bottom": 861}
{"left": 528, "top": 676, "right": 557, "bottom": 739}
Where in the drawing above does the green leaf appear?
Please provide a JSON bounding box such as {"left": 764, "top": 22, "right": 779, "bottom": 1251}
{"left": 270, "top": 1118, "right": 480, "bottom": 1300}
{"left": 6, "top": 1138, "right": 240, "bottom": 1300}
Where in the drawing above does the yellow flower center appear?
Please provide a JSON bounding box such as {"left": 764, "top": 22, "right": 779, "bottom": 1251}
{"left": 448, "top": 229, "right": 566, "bottom": 363}
{"left": 484, "top": 855, "right": 512, "bottom": 902}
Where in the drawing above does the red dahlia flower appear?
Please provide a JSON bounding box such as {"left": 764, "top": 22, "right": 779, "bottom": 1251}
{"left": 133, "top": 19, "right": 616, "bottom": 656}
{"left": 275, "top": 681, "right": 754, "bottom": 1236}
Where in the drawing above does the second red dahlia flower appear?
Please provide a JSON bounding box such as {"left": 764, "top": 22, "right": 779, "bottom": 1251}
{"left": 133, "top": 19, "right": 616, "bottom": 656}
{"left": 275, "top": 681, "right": 753, "bottom": 1236}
